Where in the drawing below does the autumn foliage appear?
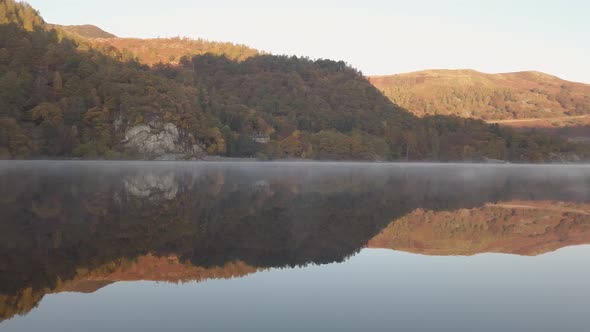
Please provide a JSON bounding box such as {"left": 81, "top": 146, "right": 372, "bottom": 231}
{"left": 1, "top": 0, "right": 589, "bottom": 161}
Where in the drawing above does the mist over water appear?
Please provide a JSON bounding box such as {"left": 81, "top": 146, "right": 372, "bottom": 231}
{"left": 1, "top": 161, "right": 590, "bottom": 331}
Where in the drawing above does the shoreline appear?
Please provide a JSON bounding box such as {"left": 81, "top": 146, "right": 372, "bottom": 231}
{"left": 1, "top": 159, "right": 590, "bottom": 167}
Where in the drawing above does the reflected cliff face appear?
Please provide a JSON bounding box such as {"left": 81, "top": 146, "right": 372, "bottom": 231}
{"left": 1, "top": 161, "right": 590, "bottom": 321}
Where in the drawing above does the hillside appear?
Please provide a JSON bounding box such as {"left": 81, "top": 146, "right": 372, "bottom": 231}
{"left": 370, "top": 69, "right": 590, "bottom": 121}
{"left": 1, "top": 0, "right": 589, "bottom": 162}
{"left": 49, "top": 23, "right": 259, "bottom": 65}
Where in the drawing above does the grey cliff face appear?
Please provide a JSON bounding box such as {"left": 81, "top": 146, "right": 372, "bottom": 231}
{"left": 123, "top": 122, "right": 205, "bottom": 160}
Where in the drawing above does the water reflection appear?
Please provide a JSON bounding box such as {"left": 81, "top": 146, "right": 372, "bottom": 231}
{"left": 1, "top": 161, "right": 590, "bottom": 322}
{"left": 370, "top": 201, "right": 590, "bottom": 256}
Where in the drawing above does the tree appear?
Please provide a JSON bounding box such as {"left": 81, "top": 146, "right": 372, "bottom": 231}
{"left": 53, "top": 71, "right": 63, "bottom": 92}
{"left": 31, "top": 103, "right": 63, "bottom": 127}
{"left": 0, "top": 118, "right": 31, "bottom": 158}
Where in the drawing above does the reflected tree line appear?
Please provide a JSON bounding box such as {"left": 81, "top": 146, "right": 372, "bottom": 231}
{"left": 1, "top": 162, "right": 590, "bottom": 320}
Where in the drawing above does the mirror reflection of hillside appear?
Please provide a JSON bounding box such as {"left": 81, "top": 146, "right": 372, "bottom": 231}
{"left": 370, "top": 201, "right": 590, "bottom": 256}
{"left": 1, "top": 162, "right": 590, "bottom": 320}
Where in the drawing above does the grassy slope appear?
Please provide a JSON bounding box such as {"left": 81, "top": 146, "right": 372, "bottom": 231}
{"left": 370, "top": 69, "right": 590, "bottom": 121}
{"left": 91, "top": 37, "right": 260, "bottom": 65}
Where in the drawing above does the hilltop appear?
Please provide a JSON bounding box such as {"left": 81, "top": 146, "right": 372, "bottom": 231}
{"left": 48, "top": 22, "right": 259, "bottom": 64}
{"left": 52, "top": 24, "right": 116, "bottom": 39}
{"left": 370, "top": 69, "right": 590, "bottom": 121}
{"left": 91, "top": 36, "right": 260, "bottom": 65}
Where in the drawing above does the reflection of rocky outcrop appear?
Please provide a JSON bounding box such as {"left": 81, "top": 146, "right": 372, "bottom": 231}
{"left": 123, "top": 122, "right": 205, "bottom": 160}
{"left": 369, "top": 201, "right": 590, "bottom": 256}
{"left": 124, "top": 172, "right": 179, "bottom": 200}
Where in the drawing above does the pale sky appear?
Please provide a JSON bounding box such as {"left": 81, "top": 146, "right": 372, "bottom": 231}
{"left": 27, "top": 0, "right": 590, "bottom": 83}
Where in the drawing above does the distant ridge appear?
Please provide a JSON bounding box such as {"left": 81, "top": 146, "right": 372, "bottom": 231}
{"left": 92, "top": 36, "right": 260, "bottom": 65}
{"left": 52, "top": 24, "right": 117, "bottom": 39}
{"left": 370, "top": 69, "right": 590, "bottom": 121}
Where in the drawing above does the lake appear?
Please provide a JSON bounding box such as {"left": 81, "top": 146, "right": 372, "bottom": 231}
{"left": 1, "top": 161, "right": 590, "bottom": 331}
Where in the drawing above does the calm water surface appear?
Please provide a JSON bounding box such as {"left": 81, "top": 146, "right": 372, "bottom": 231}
{"left": 1, "top": 161, "right": 589, "bottom": 331}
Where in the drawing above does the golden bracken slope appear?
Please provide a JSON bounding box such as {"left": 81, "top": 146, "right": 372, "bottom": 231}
{"left": 370, "top": 70, "right": 590, "bottom": 122}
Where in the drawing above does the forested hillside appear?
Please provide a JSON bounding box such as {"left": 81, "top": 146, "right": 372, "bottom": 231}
{"left": 370, "top": 70, "right": 590, "bottom": 121}
{"left": 1, "top": 0, "right": 589, "bottom": 162}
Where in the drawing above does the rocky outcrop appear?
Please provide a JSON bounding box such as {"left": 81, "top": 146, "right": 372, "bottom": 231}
{"left": 123, "top": 122, "right": 205, "bottom": 160}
